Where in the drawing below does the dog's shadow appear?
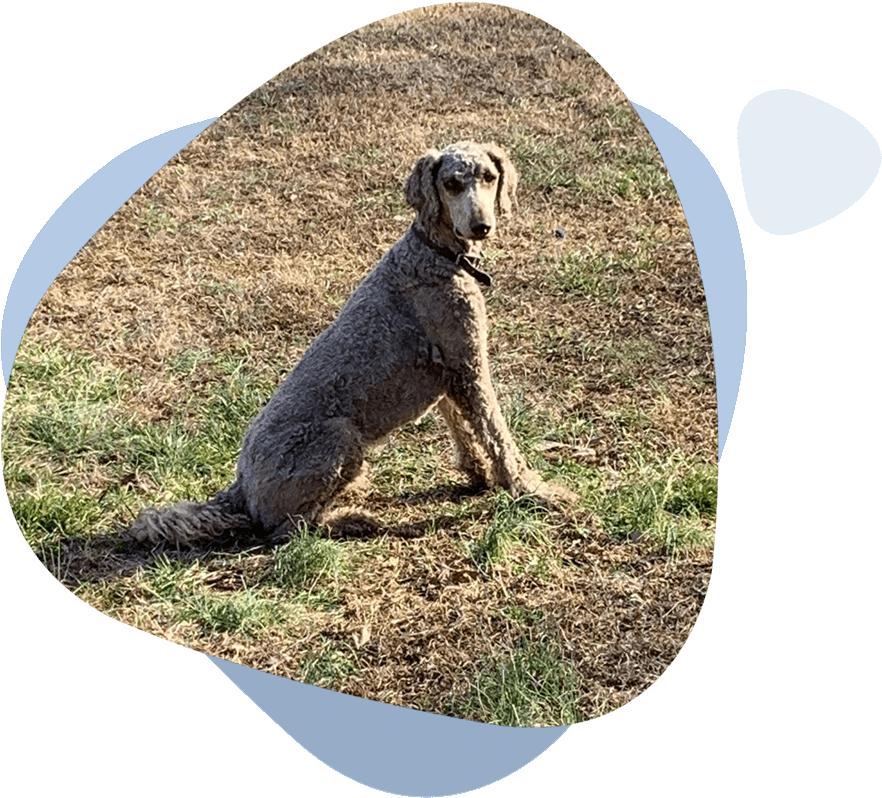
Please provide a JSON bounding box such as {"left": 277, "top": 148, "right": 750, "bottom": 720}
{"left": 32, "top": 527, "right": 284, "bottom": 588}
{"left": 328, "top": 479, "right": 491, "bottom": 540}
{"left": 34, "top": 481, "right": 491, "bottom": 587}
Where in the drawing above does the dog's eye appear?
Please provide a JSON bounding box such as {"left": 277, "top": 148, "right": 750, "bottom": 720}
{"left": 483, "top": 172, "right": 497, "bottom": 184}
{"left": 443, "top": 178, "right": 464, "bottom": 193}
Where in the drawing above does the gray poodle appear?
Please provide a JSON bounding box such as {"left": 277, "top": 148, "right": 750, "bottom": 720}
{"left": 129, "top": 141, "right": 577, "bottom": 545}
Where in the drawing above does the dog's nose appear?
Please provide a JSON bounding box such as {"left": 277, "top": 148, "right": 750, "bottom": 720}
{"left": 471, "top": 222, "right": 492, "bottom": 238}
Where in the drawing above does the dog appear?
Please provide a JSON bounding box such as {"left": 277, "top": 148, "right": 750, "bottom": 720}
{"left": 128, "top": 141, "right": 577, "bottom": 545}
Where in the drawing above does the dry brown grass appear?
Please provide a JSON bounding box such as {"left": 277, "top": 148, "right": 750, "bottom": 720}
{"left": 3, "top": 4, "right": 715, "bottom": 725}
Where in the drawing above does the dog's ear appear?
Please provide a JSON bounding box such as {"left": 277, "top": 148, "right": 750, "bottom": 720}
{"left": 404, "top": 149, "right": 442, "bottom": 224}
{"left": 484, "top": 143, "right": 519, "bottom": 217}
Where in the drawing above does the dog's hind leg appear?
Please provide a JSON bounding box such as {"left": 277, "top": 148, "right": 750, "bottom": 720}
{"left": 335, "top": 460, "right": 372, "bottom": 499}
{"left": 248, "top": 419, "right": 373, "bottom": 543}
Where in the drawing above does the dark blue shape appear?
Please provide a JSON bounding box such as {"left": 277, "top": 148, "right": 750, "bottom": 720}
{"left": 276, "top": 724, "right": 573, "bottom": 798}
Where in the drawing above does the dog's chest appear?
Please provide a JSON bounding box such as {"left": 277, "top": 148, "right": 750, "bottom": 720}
{"left": 422, "top": 277, "right": 488, "bottom": 359}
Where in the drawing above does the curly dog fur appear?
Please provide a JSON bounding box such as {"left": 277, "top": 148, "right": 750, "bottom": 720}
{"left": 129, "top": 141, "right": 577, "bottom": 545}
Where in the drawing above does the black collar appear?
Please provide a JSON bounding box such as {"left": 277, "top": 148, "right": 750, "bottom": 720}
{"left": 412, "top": 226, "right": 493, "bottom": 286}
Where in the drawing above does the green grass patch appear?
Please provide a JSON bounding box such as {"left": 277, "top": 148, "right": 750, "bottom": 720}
{"left": 205, "top": 278, "right": 244, "bottom": 297}
{"left": 584, "top": 152, "right": 676, "bottom": 201}
{"left": 273, "top": 522, "right": 348, "bottom": 593}
{"left": 338, "top": 145, "right": 388, "bottom": 170}
{"left": 507, "top": 131, "right": 595, "bottom": 193}
{"left": 240, "top": 166, "right": 276, "bottom": 190}
{"left": 298, "top": 638, "right": 359, "bottom": 689}
{"left": 453, "top": 626, "right": 584, "bottom": 726}
{"left": 144, "top": 555, "right": 205, "bottom": 601}
{"left": 469, "top": 493, "right": 554, "bottom": 572}
{"left": 543, "top": 249, "right": 624, "bottom": 298}
{"left": 589, "top": 103, "right": 640, "bottom": 138}
{"left": 370, "top": 420, "right": 444, "bottom": 497}
{"left": 633, "top": 223, "right": 662, "bottom": 271}
{"left": 555, "top": 80, "right": 589, "bottom": 99}
{"left": 180, "top": 590, "right": 285, "bottom": 637}
{"left": 354, "top": 186, "right": 408, "bottom": 216}
{"left": 2, "top": 338, "right": 267, "bottom": 544}
{"left": 499, "top": 105, "right": 675, "bottom": 203}
{"left": 168, "top": 346, "right": 217, "bottom": 377}
{"left": 661, "top": 465, "right": 718, "bottom": 518}
{"left": 141, "top": 557, "right": 289, "bottom": 637}
{"left": 268, "top": 114, "right": 300, "bottom": 135}
{"left": 600, "top": 461, "right": 717, "bottom": 552}
{"left": 139, "top": 198, "right": 178, "bottom": 236}
{"left": 5, "top": 482, "right": 105, "bottom": 548}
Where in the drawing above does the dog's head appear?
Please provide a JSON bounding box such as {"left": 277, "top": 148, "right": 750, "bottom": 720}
{"left": 404, "top": 142, "right": 519, "bottom": 242}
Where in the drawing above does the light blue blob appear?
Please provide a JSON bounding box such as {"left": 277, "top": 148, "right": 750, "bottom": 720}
{"left": 210, "top": 656, "right": 566, "bottom": 796}
{"left": 0, "top": 119, "right": 218, "bottom": 385}
{"left": 633, "top": 104, "right": 746, "bottom": 459}
{"left": 738, "top": 89, "right": 881, "bottom": 235}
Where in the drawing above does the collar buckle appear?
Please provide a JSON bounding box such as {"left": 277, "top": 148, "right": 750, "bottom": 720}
{"left": 413, "top": 227, "right": 493, "bottom": 286}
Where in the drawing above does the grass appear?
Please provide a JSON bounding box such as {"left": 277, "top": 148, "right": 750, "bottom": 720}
{"left": 507, "top": 130, "right": 596, "bottom": 193}
{"left": 181, "top": 590, "right": 286, "bottom": 637}
{"left": 145, "top": 554, "right": 204, "bottom": 601}
{"left": 468, "top": 494, "right": 555, "bottom": 573}
{"left": 584, "top": 147, "right": 677, "bottom": 201}
{"left": 1, "top": 5, "right": 715, "bottom": 726}
{"left": 453, "top": 621, "right": 584, "bottom": 726}
{"left": 5, "top": 483, "right": 105, "bottom": 547}
{"left": 139, "top": 198, "right": 178, "bottom": 237}
{"left": 299, "top": 638, "right": 360, "bottom": 689}
{"left": 504, "top": 105, "right": 677, "bottom": 203}
{"left": 273, "top": 522, "right": 348, "bottom": 593}
{"left": 542, "top": 249, "right": 624, "bottom": 298}
{"left": 600, "top": 460, "right": 717, "bottom": 553}
{"left": 1, "top": 337, "right": 269, "bottom": 554}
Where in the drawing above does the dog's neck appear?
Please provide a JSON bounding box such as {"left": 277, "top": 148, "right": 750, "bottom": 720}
{"left": 410, "top": 223, "right": 492, "bottom": 286}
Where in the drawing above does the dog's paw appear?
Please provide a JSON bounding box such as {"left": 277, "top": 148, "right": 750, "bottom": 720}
{"left": 322, "top": 507, "right": 384, "bottom": 538}
{"left": 513, "top": 472, "right": 579, "bottom": 509}
{"left": 338, "top": 462, "right": 373, "bottom": 499}
{"left": 531, "top": 480, "right": 579, "bottom": 508}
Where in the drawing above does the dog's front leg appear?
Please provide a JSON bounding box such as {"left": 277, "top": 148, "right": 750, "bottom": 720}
{"left": 436, "top": 395, "right": 495, "bottom": 486}
{"left": 444, "top": 364, "right": 578, "bottom": 508}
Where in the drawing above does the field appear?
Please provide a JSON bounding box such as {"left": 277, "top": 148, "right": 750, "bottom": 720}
{"left": 2, "top": 4, "right": 716, "bottom": 726}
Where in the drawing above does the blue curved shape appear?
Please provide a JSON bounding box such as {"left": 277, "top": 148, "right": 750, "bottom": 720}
{"left": 0, "top": 211, "right": 55, "bottom": 412}
{"left": 0, "top": 118, "right": 218, "bottom": 385}
{"left": 268, "top": 696, "right": 573, "bottom": 798}
{"left": 633, "top": 104, "right": 746, "bottom": 459}
{"left": 702, "top": 152, "right": 738, "bottom": 217}
{"left": 739, "top": 89, "right": 881, "bottom": 235}
{"left": 210, "top": 656, "right": 566, "bottom": 796}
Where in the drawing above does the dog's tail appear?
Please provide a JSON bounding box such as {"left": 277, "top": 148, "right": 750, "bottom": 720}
{"left": 127, "top": 482, "right": 252, "bottom": 545}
